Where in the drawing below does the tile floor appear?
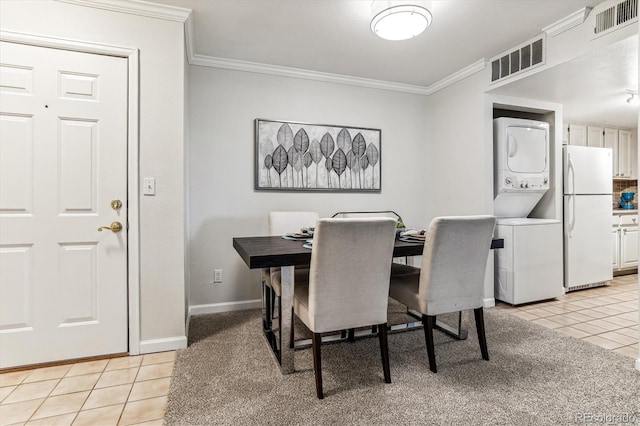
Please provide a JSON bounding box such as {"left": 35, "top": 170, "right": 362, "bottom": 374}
{"left": 0, "top": 351, "right": 175, "bottom": 426}
{"left": 1, "top": 275, "right": 638, "bottom": 425}
{"left": 496, "top": 273, "right": 639, "bottom": 359}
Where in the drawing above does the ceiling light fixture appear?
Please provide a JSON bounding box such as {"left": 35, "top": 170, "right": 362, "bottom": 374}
{"left": 371, "top": 5, "right": 432, "bottom": 41}
{"left": 626, "top": 90, "right": 638, "bottom": 104}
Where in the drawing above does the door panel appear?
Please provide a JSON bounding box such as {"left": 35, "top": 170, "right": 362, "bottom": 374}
{"left": 563, "top": 146, "right": 612, "bottom": 195}
{"left": 621, "top": 227, "right": 639, "bottom": 269}
{"left": 563, "top": 195, "right": 613, "bottom": 288}
{"left": 0, "top": 41, "right": 128, "bottom": 368}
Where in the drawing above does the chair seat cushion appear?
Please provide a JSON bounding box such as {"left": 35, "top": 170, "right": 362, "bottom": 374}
{"left": 270, "top": 266, "right": 310, "bottom": 297}
{"left": 389, "top": 274, "right": 422, "bottom": 313}
{"left": 390, "top": 263, "right": 420, "bottom": 277}
{"left": 293, "top": 282, "right": 311, "bottom": 330}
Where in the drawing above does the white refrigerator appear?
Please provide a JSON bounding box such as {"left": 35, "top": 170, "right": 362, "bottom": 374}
{"left": 563, "top": 145, "right": 613, "bottom": 290}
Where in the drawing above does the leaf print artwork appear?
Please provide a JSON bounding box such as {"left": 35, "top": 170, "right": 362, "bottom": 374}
{"left": 271, "top": 144, "right": 288, "bottom": 188}
{"left": 303, "top": 152, "right": 312, "bottom": 187}
{"left": 277, "top": 123, "right": 293, "bottom": 148}
{"left": 337, "top": 128, "right": 351, "bottom": 153}
{"left": 365, "top": 143, "right": 379, "bottom": 189}
{"left": 264, "top": 154, "right": 273, "bottom": 187}
{"left": 256, "top": 119, "right": 380, "bottom": 191}
{"left": 294, "top": 128, "right": 310, "bottom": 154}
{"left": 309, "top": 139, "right": 322, "bottom": 187}
{"left": 332, "top": 149, "right": 347, "bottom": 188}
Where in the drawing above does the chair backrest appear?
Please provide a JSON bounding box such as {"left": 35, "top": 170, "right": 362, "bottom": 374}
{"left": 418, "top": 215, "right": 496, "bottom": 316}
{"left": 268, "top": 211, "right": 320, "bottom": 236}
{"left": 307, "top": 218, "right": 397, "bottom": 333}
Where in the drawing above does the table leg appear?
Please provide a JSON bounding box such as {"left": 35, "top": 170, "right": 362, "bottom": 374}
{"left": 279, "top": 265, "right": 295, "bottom": 374}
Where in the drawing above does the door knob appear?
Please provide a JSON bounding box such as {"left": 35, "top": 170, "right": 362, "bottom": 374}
{"left": 98, "top": 222, "right": 123, "bottom": 233}
{"left": 111, "top": 199, "right": 123, "bottom": 210}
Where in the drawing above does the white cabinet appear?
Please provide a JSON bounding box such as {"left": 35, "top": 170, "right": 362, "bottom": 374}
{"left": 569, "top": 124, "right": 638, "bottom": 179}
{"left": 604, "top": 128, "right": 619, "bottom": 175}
{"left": 613, "top": 213, "right": 638, "bottom": 272}
{"left": 621, "top": 226, "right": 638, "bottom": 269}
{"left": 587, "top": 126, "right": 604, "bottom": 147}
{"left": 617, "top": 129, "right": 636, "bottom": 179}
{"left": 568, "top": 124, "right": 587, "bottom": 146}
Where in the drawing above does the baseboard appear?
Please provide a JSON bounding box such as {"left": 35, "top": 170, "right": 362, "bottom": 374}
{"left": 188, "top": 299, "right": 262, "bottom": 318}
{"left": 139, "top": 336, "right": 187, "bottom": 354}
{"left": 636, "top": 358, "right": 640, "bottom": 372}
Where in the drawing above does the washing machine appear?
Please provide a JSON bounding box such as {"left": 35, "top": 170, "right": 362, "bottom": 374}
{"left": 494, "top": 218, "right": 564, "bottom": 305}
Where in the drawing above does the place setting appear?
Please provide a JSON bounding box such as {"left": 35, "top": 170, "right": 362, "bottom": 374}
{"left": 398, "top": 228, "right": 426, "bottom": 244}
{"left": 281, "top": 227, "right": 315, "bottom": 248}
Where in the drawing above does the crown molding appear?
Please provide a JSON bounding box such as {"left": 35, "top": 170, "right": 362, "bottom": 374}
{"left": 190, "top": 54, "right": 433, "bottom": 95}
{"left": 542, "top": 7, "right": 591, "bottom": 37}
{"left": 190, "top": 54, "right": 486, "bottom": 96}
{"left": 426, "top": 59, "right": 487, "bottom": 95}
{"left": 55, "top": 0, "right": 191, "bottom": 22}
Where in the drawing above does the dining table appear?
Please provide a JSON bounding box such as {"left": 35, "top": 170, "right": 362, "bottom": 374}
{"left": 233, "top": 235, "right": 504, "bottom": 375}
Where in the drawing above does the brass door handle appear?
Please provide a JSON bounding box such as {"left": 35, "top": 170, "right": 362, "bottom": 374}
{"left": 98, "top": 222, "right": 123, "bottom": 233}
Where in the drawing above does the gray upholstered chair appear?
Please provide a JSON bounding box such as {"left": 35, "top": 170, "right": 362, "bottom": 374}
{"left": 292, "top": 218, "right": 397, "bottom": 399}
{"left": 389, "top": 215, "right": 496, "bottom": 373}
{"left": 264, "top": 211, "right": 319, "bottom": 327}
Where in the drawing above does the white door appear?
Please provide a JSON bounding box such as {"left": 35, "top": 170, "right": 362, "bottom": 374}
{"left": 563, "top": 146, "right": 612, "bottom": 195}
{"left": 0, "top": 42, "right": 128, "bottom": 368}
{"left": 506, "top": 125, "right": 547, "bottom": 173}
{"left": 618, "top": 130, "right": 632, "bottom": 178}
{"left": 604, "top": 128, "right": 618, "bottom": 176}
{"left": 568, "top": 123, "right": 587, "bottom": 146}
{"left": 612, "top": 227, "right": 620, "bottom": 269}
{"left": 586, "top": 126, "right": 604, "bottom": 148}
{"left": 563, "top": 195, "right": 613, "bottom": 289}
{"left": 621, "top": 226, "right": 639, "bottom": 269}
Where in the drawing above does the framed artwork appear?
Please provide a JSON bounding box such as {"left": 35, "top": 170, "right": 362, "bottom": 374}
{"left": 255, "top": 119, "right": 381, "bottom": 192}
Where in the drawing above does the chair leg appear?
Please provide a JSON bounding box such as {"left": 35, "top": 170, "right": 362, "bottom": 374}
{"left": 312, "top": 333, "right": 323, "bottom": 399}
{"left": 378, "top": 323, "right": 391, "bottom": 383}
{"left": 347, "top": 328, "right": 355, "bottom": 343}
{"left": 289, "top": 308, "right": 295, "bottom": 349}
{"left": 474, "top": 307, "right": 489, "bottom": 361}
{"left": 422, "top": 314, "right": 437, "bottom": 373}
{"left": 265, "top": 286, "right": 272, "bottom": 329}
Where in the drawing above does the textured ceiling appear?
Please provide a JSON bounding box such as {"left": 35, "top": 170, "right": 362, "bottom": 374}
{"left": 149, "top": 0, "right": 637, "bottom": 127}
{"left": 152, "top": 0, "right": 603, "bottom": 87}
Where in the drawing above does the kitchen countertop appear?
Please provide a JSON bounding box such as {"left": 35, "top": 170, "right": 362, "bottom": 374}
{"left": 613, "top": 209, "right": 638, "bottom": 214}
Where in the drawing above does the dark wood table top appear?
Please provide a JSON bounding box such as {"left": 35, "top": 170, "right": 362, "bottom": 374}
{"left": 233, "top": 236, "right": 504, "bottom": 269}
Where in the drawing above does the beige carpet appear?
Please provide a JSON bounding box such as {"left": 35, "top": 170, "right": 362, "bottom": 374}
{"left": 165, "top": 306, "right": 640, "bottom": 425}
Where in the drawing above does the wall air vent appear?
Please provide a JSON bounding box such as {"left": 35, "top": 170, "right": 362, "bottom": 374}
{"left": 490, "top": 35, "right": 545, "bottom": 84}
{"left": 594, "top": 0, "right": 637, "bottom": 36}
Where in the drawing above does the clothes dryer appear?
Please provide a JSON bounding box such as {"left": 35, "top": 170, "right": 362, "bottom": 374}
{"left": 493, "top": 117, "right": 550, "bottom": 218}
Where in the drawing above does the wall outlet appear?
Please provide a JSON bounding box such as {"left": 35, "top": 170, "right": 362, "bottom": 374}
{"left": 213, "top": 269, "right": 223, "bottom": 283}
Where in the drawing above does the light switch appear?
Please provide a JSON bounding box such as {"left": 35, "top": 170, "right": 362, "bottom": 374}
{"left": 143, "top": 177, "right": 156, "bottom": 196}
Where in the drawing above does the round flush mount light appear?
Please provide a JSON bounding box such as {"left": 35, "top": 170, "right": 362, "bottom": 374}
{"left": 371, "top": 5, "right": 432, "bottom": 41}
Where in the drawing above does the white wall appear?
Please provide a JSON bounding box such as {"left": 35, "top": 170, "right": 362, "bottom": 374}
{"left": 425, "top": 71, "right": 497, "bottom": 304}
{"left": 0, "top": 0, "right": 187, "bottom": 350}
{"left": 187, "top": 66, "right": 429, "bottom": 308}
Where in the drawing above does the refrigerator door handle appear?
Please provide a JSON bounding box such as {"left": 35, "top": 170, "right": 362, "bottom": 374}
{"left": 566, "top": 152, "right": 576, "bottom": 238}
{"left": 567, "top": 152, "right": 576, "bottom": 195}
{"left": 569, "top": 194, "right": 576, "bottom": 238}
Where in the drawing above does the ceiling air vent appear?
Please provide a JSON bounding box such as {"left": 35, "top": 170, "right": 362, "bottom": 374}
{"left": 594, "top": 0, "right": 638, "bottom": 35}
{"left": 490, "top": 35, "right": 545, "bottom": 84}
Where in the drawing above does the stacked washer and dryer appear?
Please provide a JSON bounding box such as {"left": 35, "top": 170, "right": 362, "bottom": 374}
{"left": 493, "top": 117, "right": 564, "bottom": 305}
